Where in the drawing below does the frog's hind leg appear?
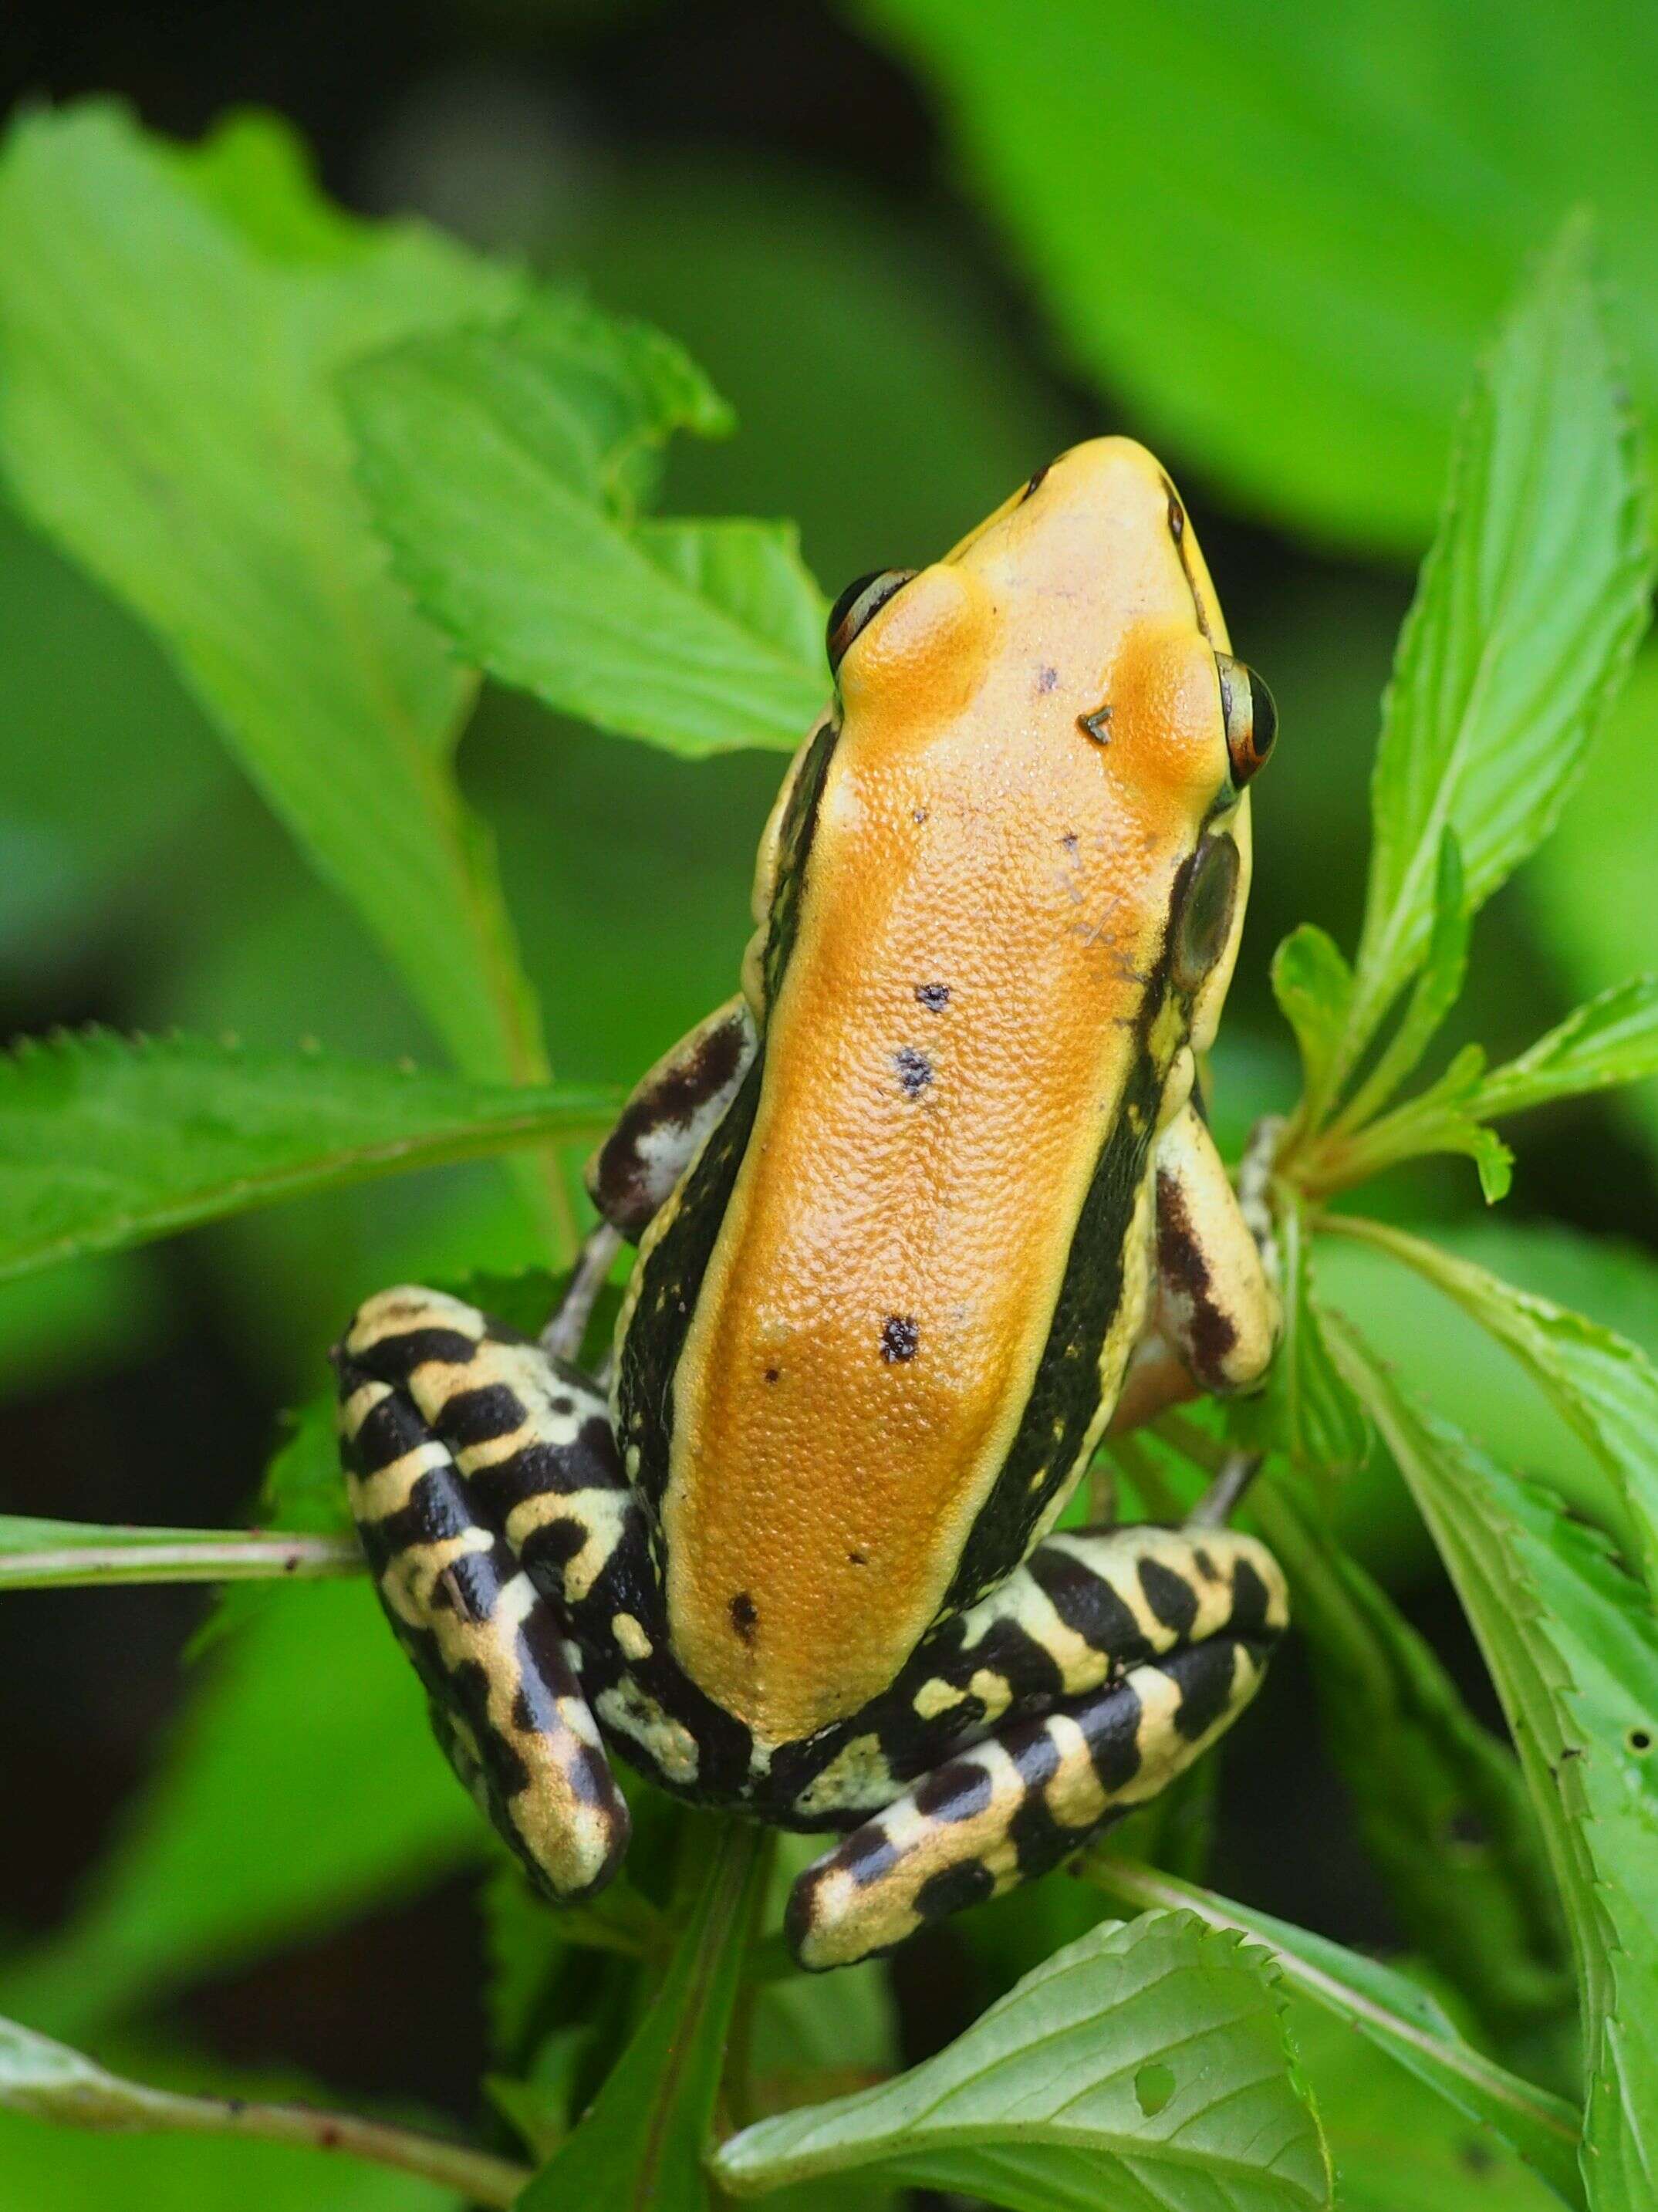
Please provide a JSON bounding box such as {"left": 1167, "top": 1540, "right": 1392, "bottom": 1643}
{"left": 334, "top": 1286, "right": 636, "bottom": 1903}
{"left": 784, "top": 1524, "right": 1286, "bottom": 1970}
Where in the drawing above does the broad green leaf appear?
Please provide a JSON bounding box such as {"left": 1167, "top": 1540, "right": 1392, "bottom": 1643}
{"left": 1087, "top": 1862, "right": 1581, "bottom": 2207}
{"left": 0, "top": 106, "right": 564, "bottom": 1231}
{"left": 1329, "top": 1315, "right": 1658, "bottom": 2211}
{"left": 1342, "top": 218, "right": 1650, "bottom": 1077}
{"left": 1528, "top": 647, "right": 1658, "bottom": 1157}
{"left": 1474, "top": 978, "right": 1658, "bottom": 1121}
{"left": 0, "top": 2013, "right": 520, "bottom": 2207}
{"left": 0, "top": 1579, "right": 484, "bottom": 2038}
{"left": 0, "top": 1028, "right": 616, "bottom": 1284}
{"left": 1349, "top": 1217, "right": 1658, "bottom": 1599}
{"left": 1271, "top": 925, "right": 1354, "bottom": 1134}
{"left": 1337, "top": 827, "right": 1470, "bottom": 1132}
{"left": 715, "top": 1910, "right": 1330, "bottom": 2211}
{"left": 0, "top": 1515, "right": 357, "bottom": 1590}
{"left": 521, "top": 1818, "right": 766, "bottom": 2212}
{"left": 1288, "top": 1999, "right": 1568, "bottom": 2211}
{"left": 1302, "top": 1041, "right": 1514, "bottom": 1202}
{"left": 342, "top": 303, "right": 828, "bottom": 758}
{"left": 859, "top": 0, "right": 1658, "bottom": 556}
{"left": 1248, "top": 1481, "right": 1568, "bottom": 2032}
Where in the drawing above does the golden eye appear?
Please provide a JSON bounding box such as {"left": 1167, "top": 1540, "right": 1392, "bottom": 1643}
{"left": 826, "top": 569, "right": 917, "bottom": 675}
{"left": 1173, "top": 832, "right": 1241, "bottom": 993}
{"left": 1215, "top": 653, "right": 1278, "bottom": 785}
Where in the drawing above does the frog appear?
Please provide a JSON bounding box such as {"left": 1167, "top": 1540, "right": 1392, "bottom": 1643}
{"left": 333, "top": 437, "right": 1288, "bottom": 1971}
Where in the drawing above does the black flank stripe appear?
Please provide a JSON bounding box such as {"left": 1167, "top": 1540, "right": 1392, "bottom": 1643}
{"left": 1139, "top": 1557, "right": 1200, "bottom": 1639}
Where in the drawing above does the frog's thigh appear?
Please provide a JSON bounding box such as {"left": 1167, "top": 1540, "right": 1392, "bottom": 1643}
{"left": 585, "top": 995, "right": 758, "bottom": 1239}
{"left": 336, "top": 1286, "right": 633, "bottom": 1903}
{"left": 1151, "top": 1101, "right": 1278, "bottom": 1396}
{"left": 785, "top": 1525, "right": 1287, "bottom": 1971}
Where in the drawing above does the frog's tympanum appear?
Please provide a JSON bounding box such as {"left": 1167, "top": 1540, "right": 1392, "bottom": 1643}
{"left": 335, "top": 440, "right": 1288, "bottom": 1969}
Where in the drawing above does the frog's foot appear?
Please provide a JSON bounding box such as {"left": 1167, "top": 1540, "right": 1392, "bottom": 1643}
{"left": 784, "top": 1525, "right": 1286, "bottom": 1970}
{"left": 334, "top": 1286, "right": 633, "bottom": 1903}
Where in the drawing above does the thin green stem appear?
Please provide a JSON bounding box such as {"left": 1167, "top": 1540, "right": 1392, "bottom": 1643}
{"left": 0, "top": 1528, "right": 363, "bottom": 1591}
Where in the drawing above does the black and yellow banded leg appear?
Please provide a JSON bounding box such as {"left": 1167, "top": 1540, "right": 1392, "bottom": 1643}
{"left": 784, "top": 1524, "right": 1286, "bottom": 1970}
{"left": 334, "top": 1287, "right": 633, "bottom": 1903}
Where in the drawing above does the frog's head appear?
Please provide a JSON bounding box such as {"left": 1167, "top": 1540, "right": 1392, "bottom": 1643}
{"left": 825, "top": 435, "right": 1275, "bottom": 1055}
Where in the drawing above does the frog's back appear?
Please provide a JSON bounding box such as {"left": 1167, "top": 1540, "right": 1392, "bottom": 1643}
{"left": 620, "top": 440, "right": 1241, "bottom": 1744}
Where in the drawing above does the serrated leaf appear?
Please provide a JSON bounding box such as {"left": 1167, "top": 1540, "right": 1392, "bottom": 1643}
{"left": 1474, "top": 978, "right": 1658, "bottom": 1121}
{"left": 0, "top": 1028, "right": 616, "bottom": 1284}
{"left": 1271, "top": 925, "right": 1354, "bottom": 1133}
{"left": 715, "top": 1910, "right": 1330, "bottom": 2211}
{"left": 1339, "top": 827, "right": 1471, "bottom": 1132}
{"left": 1342, "top": 217, "right": 1651, "bottom": 1082}
{"left": 342, "top": 302, "right": 828, "bottom": 758}
{"left": 1251, "top": 1196, "right": 1371, "bottom": 1481}
{"left": 1087, "top": 1862, "right": 1581, "bottom": 2207}
{"left": 1354, "top": 1219, "right": 1658, "bottom": 1602}
{"left": 1249, "top": 1481, "right": 1568, "bottom": 2033}
{"left": 520, "top": 1819, "right": 765, "bottom": 2212}
{"left": 1329, "top": 1314, "right": 1658, "bottom": 2211}
{"left": 0, "top": 104, "right": 566, "bottom": 1234}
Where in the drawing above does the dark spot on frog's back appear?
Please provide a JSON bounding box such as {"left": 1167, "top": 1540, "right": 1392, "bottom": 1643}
{"left": 729, "top": 1591, "right": 758, "bottom": 1643}
{"left": 880, "top": 1315, "right": 920, "bottom": 1363}
{"left": 893, "top": 1045, "right": 933, "bottom": 1096}
{"left": 914, "top": 981, "right": 950, "bottom": 1012}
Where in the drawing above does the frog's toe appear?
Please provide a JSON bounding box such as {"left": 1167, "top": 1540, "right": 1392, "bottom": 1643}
{"left": 785, "top": 1632, "right": 1271, "bottom": 1971}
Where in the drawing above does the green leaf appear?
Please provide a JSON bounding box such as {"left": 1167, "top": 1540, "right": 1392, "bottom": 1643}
{"left": 0, "top": 1515, "right": 358, "bottom": 1590}
{"left": 1086, "top": 1862, "right": 1581, "bottom": 2207}
{"left": 859, "top": 0, "right": 1658, "bottom": 556}
{"left": 0, "top": 1579, "right": 484, "bottom": 2038}
{"left": 1348, "top": 1217, "right": 1658, "bottom": 1602}
{"left": 1474, "top": 978, "right": 1658, "bottom": 1121}
{"left": 1338, "top": 827, "right": 1471, "bottom": 1132}
{"left": 1288, "top": 1998, "right": 1571, "bottom": 2211}
{"left": 1248, "top": 1481, "right": 1568, "bottom": 2032}
{"left": 1342, "top": 218, "right": 1651, "bottom": 1080}
{"left": 0, "top": 104, "right": 564, "bottom": 1231}
{"left": 521, "top": 1817, "right": 766, "bottom": 2212}
{"left": 0, "top": 2011, "right": 522, "bottom": 2206}
{"left": 0, "top": 1028, "right": 616, "bottom": 1285}
{"left": 342, "top": 302, "right": 828, "bottom": 758}
{"left": 1248, "top": 1195, "right": 1371, "bottom": 1481}
{"left": 715, "top": 1910, "right": 1330, "bottom": 2211}
{"left": 1328, "top": 1314, "right": 1658, "bottom": 2211}
{"left": 1271, "top": 925, "right": 1354, "bottom": 1133}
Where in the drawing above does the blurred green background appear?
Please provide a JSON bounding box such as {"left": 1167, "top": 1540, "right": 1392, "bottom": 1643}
{"left": 2, "top": 2, "right": 1656, "bottom": 2204}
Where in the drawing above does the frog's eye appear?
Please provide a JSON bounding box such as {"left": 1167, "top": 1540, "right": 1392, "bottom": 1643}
{"left": 1215, "top": 653, "right": 1278, "bottom": 784}
{"left": 827, "top": 569, "right": 917, "bottom": 675}
{"left": 1172, "top": 832, "right": 1241, "bottom": 992}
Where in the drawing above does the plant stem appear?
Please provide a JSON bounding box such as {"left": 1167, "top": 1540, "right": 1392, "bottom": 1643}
{"left": 0, "top": 1529, "right": 363, "bottom": 1591}
{"left": 1, "top": 2024, "right": 530, "bottom": 2206}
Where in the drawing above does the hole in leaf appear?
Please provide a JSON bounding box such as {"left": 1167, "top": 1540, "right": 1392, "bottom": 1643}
{"left": 1134, "top": 2062, "right": 1175, "bottom": 2118}
{"left": 1627, "top": 1727, "right": 1653, "bottom": 1755}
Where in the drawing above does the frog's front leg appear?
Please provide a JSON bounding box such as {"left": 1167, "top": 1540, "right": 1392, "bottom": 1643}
{"left": 1114, "top": 1099, "right": 1279, "bottom": 1434}
{"left": 335, "top": 1287, "right": 640, "bottom": 1901}
{"left": 544, "top": 996, "right": 758, "bottom": 1364}
{"left": 784, "top": 1523, "right": 1287, "bottom": 1971}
